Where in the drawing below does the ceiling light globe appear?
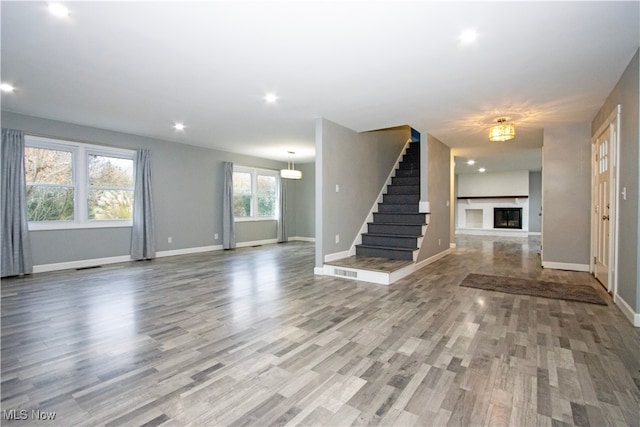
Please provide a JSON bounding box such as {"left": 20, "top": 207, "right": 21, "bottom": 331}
{"left": 0, "top": 83, "right": 15, "bottom": 93}
{"left": 460, "top": 29, "right": 477, "bottom": 44}
{"left": 48, "top": 3, "right": 70, "bottom": 17}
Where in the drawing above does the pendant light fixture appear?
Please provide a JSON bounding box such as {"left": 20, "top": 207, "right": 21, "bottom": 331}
{"left": 488, "top": 117, "right": 516, "bottom": 142}
{"left": 280, "top": 151, "right": 302, "bottom": 180}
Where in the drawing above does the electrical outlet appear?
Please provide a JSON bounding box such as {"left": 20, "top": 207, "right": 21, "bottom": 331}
{"left": 335, "top": 234, "right": 340, "bottom": 244}
{"left": 168, "top": 237, "right": 173, "bottom": 243}
{"left": 438, "top": 238, "right": 441, "bottom": 246}
{"left": 214, "top": 233, "right": 219, "bottom": 240}
{"left": 335, "top": 184, "right": 340, "bottom": 193}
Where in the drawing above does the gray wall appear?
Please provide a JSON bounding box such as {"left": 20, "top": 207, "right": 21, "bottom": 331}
{"left": 2, "top": 111, "right": 312, "bottom": 265}
{"left": 591, "top": 49, "right": 639, "bottom": 313}
{"left": 417, "top": 134, "right": 451, "bottom": 261}
{"left": 528, "top": 171, "right": 542, "bottom": 233}
{"left": 315, "top": 119, "right": 409, "bottom": 267}
{"left": 542, "top": 122, "right": 591, "bottom": 266}
{"left": 234, "top": 221, "right": 278, "bottom": 244}
{"left": 294, "top": 163, "right": 315, "bottom": 238}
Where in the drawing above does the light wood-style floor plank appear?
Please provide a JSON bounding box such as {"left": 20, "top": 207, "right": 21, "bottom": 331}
{"left": 2, "top": 236, "right": 639, "bottom": 426}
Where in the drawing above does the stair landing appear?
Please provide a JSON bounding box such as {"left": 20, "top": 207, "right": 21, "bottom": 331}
{"left": 322, "top": 256, "right": 415, "bottom": 285}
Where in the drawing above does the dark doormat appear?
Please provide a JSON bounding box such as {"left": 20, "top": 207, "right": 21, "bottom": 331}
{"left": 460, "top": 273, "right": 607, "bottom": 305}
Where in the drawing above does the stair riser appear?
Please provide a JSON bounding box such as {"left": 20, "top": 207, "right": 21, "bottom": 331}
{"left": 362, "top": 235, "right": 418, "bottom": 249}
{"left": 356, "top": 246, "right": 414, "bottom": 261}
{"left": 377, "top": 203, "right": 419, "bottom": 213}
{"left": 394, "top": 169, "right": 420, "bottom": 178}
{"left": 368, "top": 223, "right": 423, "bottom": 235}
{"left": 402, "top": 154, "right": 420, "bottom": 162}
{"left": 391, "top": 176, "right": 419, "bottom": 185}
{"left": 398, "top": 162, "right": 420, "bottom": 170}
{"left": 373, "top": 213, "right": 426, "bottom": 225}
{"left": 386, "top": 185, "right": 420, "bottom": 195}
{"left": 382, "top": 194, "right": 420, "bottom": 204}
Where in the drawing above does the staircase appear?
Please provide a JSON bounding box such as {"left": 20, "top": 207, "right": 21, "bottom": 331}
{"left": 355, "top": 140, "right": 428, "bottom": 261}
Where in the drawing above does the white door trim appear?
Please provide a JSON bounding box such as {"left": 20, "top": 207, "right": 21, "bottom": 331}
{"left": 590, "top": 104, "right": 621, "bottom": 299}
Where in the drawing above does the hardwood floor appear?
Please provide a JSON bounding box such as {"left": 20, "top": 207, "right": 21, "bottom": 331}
{"left": 2, "top": 236, "right": 639, "bottom": 426}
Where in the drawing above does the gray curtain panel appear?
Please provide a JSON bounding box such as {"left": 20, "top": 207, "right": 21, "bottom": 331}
{"left": 131, "top": 149, "right": 156, "bottom": 260}
{"left": 1, "top": 128, "right": 33, "bottom": 277}
{"left": 277, "top": 179, "right": 288, "bottom": 243}
{"left": 222, "top": 161, "right": 235, "bottom": 249}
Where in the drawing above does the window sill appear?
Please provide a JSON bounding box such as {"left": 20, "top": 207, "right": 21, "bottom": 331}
{"left": 28, "top": 221, "right": 133, "bottom": 231}
{"left": 234, "top": 217, "right": 278, "bottom": 223}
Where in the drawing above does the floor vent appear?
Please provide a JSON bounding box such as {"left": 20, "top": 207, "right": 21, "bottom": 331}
{"left": 334, "top": 268, "right": 357, "bottom": 278}
{"left": 76, "top": 265, "right": 102, "bottom": 270}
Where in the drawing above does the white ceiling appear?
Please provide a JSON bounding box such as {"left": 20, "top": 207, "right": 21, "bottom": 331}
{"left": 1, "top": 1, "right": 638, "bottom": 173}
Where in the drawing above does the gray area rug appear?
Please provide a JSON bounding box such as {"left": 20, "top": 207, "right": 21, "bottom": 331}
{"left": 460, "top": 273, "right": 607, "bottom": 305}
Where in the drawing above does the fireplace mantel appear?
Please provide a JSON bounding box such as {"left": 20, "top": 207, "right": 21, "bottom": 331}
{"left": 456, "top": 196, "right": 530, "bottom": 237}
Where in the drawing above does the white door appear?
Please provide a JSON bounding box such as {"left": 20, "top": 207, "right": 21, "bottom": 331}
{"left": 594, "top": 128, "right": 610, "bottom": 289}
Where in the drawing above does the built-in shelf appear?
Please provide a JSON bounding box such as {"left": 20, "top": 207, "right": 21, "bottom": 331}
{"left": 457, "top": 195, "right": 529, "bottom": 200}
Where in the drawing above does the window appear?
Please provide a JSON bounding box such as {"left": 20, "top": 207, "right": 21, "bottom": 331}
{"left": 87, "top": 154, "right": 134, "bottom": 220}
{"left": 24, "top": 135, "right": 135, "bottom": 229}
{"left": 233, "top": 166, "right": 279, "bottom": 221}
{"left": 233, "top": 170, "right": 252, "bottom": 217}
{"left": 25, "top": 145, "right": 74, "bottom": 221}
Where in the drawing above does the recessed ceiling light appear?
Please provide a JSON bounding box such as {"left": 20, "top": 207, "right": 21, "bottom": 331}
{"left": 478, "top": 167, "right": 486, "bottom": 173}
{"left": 459, "top": 29, "right": 478, "bottom": 44}
{"left": 0, "top": 83, "right": 15, "bottom": 93}
{"left": 264, "top": 93, "right": 278, "bottom": 103}
{"left": 174, "top": 123, "right": 185, "bottom": 131}
{"left": 467, "top": 160, "right": 475, "bottom": 165}
{"left": 48, "top": 3, "right": 70, "bottom": 18}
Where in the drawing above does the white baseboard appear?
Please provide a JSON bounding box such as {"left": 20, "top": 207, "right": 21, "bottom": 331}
{"left": 414, "top": 248, "right": 452, "bottom": 271}
{"left": 32, "top": 238, "right": 309, "bottom": 274}
{"left": 541, "top": 261, "right": 590, "bottom": 272}
{"left": 33, "top": 255, "right": 133, "bottom": 273}
{"left": 236, "top": 238, "right": 278, "bottom": 248}
{"left": 289, "top": 236, "right": 315, "bottom": 242}
{"left": 314, "top": 267, "right": 325, "bottom": 275}
{"left": 324, "top": 250, "right": 350, "bottom": 263}
{"left": 156, "top": 245, "right": 221, "bottom": 257}
{"left": 528, "top": 232, "right": 541, "bottom": 236}
{"left": 450, "top": 243, "right": 457, "bottom": 249}
{"left": 615, "top": 294, "right": 640, "bottom": 327}
{"left": 33, "top": 244, "right": 226, "bottom": 273}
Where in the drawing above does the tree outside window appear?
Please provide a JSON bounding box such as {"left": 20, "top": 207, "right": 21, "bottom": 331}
{"left": 233, "top": 171, "right": 252, "bottom": 217}
{"left": 88, "top": 154, "right": 134, "bottom": 220}
{"left": 25, "top": 147, "right": 74, "bottom": 221}
{"left": 233, "top": 167, "right": 278, "bottom": 221}
{"left": 257, "top": 175, "right": 276, "bottom": 217}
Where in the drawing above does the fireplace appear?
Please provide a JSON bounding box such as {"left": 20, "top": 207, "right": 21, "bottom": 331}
{"left": 494, "top": 208, "right": 522, "bottom": 229}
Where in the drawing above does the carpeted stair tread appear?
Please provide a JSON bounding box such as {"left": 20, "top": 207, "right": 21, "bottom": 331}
{"left": 356, "top": 244, "right": 417, "bottom": 252}
{"left": 362, "top": 232, "right": 423, "bottom": 238}
{"left": 369, "top": 219, "right": 429, "bottom": 225}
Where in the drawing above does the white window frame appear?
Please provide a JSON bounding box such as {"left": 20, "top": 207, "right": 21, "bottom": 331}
{"left": 233, "top": 166, "right": 279, "bottom": 222}
{"left": 25, "top": 135, "right": 136, "bottom": 230}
